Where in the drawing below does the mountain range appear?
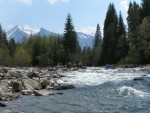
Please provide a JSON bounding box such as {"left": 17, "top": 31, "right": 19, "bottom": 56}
{"left": 6, "top": 25, "right": 94, "bottom": 48}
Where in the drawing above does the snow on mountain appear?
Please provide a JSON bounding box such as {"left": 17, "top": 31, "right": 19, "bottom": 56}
{"left": 37, "top": 27, "right": 58, "bottom": 37}
{"left": 6, "top": 25, "right": 94, "bottom": 48}
{"left": 77, "top": 32, "right": 94, "bottom": 48}
{"left": 6, "top": 25, "right": 33, "bottom": 42}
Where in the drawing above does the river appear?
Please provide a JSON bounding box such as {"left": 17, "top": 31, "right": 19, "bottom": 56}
{"left": 1, "top": 67, "right": 150, "bottom": 113}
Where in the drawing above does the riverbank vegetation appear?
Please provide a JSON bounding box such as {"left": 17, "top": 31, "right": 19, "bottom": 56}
{"left": 0, "top": 0, "right": 150, "bottom": 67}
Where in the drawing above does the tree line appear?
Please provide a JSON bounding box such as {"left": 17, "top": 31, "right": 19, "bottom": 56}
{"left": 0, "top": 0, "right": 150, "bottom": 67}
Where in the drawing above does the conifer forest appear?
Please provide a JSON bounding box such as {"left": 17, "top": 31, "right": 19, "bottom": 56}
{"left": 0, "top": 0, "right": 150, "bottom": 67}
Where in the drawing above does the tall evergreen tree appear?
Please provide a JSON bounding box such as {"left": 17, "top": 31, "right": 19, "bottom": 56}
{"left": 31, "top": 36, "right": 41, "bottom": 66}
{"left": 140, "top": 16, "right": 150, "bottom": 63}
{"left": 93, "top": 23, "right": 102, "bottom": 66}
{"left": 9, "top": 38, "right": 16, "bottom": 57}
{"left": 63, "top": 13, "right": 79, "bottom": 63}
{"left": 93, "top": 24, "right": 102, "bottom": 48}
{"left": 81, "top": 46, "right": 92, "bottom": 66}
{"left": 115, "top": 12, "right": 128, "bottom": 63}
{"left": 100, "top": 3, "right": 118, "bottom": 65}
{"left": 126, "top": 1, "right": 143, "bottom": 64}
{"left": 0, "top": 25, "right": 8, "bottom": 47}
{"left": 141, "top": 0, "right": 150, "bottom": 19}
{"left": 0, "top": 25, "right": 3, "bottom": 46}
{"left": 127, "top": 1, "right": 141, "bottom": 46}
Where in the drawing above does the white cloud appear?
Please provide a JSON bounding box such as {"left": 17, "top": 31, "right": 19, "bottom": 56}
{"left": 120, "top": 0, "right": 129, "bottom": 12}
{"left": 48, "top": 0, "right": 57, "bottom": 5}
{"left": 78, "top": 27, "right": 96, "bottom": 35}
{"left": 48, "top": 0, "right": 70, "bottom": 5}
{"left": 17, "top": 0, "right": 32, "bottom": 5}
{"left": 60, "top": 0, "right": 70, "bottom": 4}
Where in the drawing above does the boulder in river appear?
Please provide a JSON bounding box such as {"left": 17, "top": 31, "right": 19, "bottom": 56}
{"left": 0, "top": 86, "right": 4, "bottom": 96}
{"left": 8, "top": 70, "right": 23, "bottom": 78}
{"left": 40, "top": 79, "right": 50, "bottom": 89}
{"left": 8, "top": 93, "right": 20, "bottom": 100}
{"left": 2, "top": 67, "right": 8, "bottom": 73}
{"left": 0, "top": 68, "right": 5, "bottom": 74}
{"left": 53, "top": 83, "right": 75, "bottom": 90}
{"left": 133, "top": 77, "right": 144, "bottom": 81}
{"left": 21, "top": 90, "right": 33, "bottom": 95}
{"left": 0, "top": 73, "right": 5, "bottom": 78}
{"left": 0, "top": 110, "right": 21, "bottom": 113}
{"left": 27, "top": 72, "right": 39, "bottom": 79}
{"left": 23, "top": 79, "right": 42, "bottom": 90}
{"left": 10, "top": 81, "right": 22, "bottom": 92}
{"left": 35, "top": 90, "right": 54, "bottom": 96}
{"left": 0, "top": 102, "right": 7, "bottom": 107}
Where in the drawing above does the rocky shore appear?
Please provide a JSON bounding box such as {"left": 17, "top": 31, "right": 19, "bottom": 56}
{"left": 0, "top": 67, "right": 75, "bottom": 108}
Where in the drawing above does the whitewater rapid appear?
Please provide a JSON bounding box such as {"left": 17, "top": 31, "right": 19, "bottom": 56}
{"left": 1, "top": 67, "right": 150, "bottom": 113}
{"left": 59, "top": 67, "right": 150, "bottom": 97}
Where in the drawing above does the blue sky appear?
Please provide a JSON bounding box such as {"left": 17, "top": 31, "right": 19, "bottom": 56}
{"left": 0, "top": 0, "right": 141, "bottom": 35}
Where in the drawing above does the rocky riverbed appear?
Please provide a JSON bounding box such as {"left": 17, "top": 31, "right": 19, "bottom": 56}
{"left": 0, "top": 67, "right": 75, "bottom": 108}
{"left": 1, "top": 66, "right": 150, "bottom": 113}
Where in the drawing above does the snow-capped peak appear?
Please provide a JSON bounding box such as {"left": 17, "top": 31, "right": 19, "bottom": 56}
{"left": 17, "top": 25, "right": 33, "bottom": 35}
{"left": 77, "top": 32, "right": 94, "bottom": 39}
{"left": 6, "top": 25, "right": 34, "bottom": 42}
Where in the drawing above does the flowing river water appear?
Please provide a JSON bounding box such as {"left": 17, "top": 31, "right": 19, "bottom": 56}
{"left": 1, "top": 67, "right": 150, "bottom": 113}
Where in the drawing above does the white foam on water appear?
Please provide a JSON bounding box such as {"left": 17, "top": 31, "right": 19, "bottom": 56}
{"left": 60, "top": 67, "right": 144, "bottom": 87}
{"left": 60, "top": 70, "right": 109, "bottom": 87}
{"left": 117, "top": 86, "right": 149, "bottom": 97}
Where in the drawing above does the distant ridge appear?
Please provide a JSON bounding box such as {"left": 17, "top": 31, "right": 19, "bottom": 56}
{"left": 6, "top": 25, "right": 94, "bottom": 48}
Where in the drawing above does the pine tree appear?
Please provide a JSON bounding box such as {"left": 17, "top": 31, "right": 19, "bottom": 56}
{"left": 0, "top": 25, "right": 3, "bottom": 46}
{"left": 140, "top": 16, "right": 150, "bottom": 63}
{"left": 63, "top": 13, "right": 79, "bottom": 63}
{"left": 93, "top": 24, "right": 102, "bottom": 48}
{"left": 93, "top": 23, "right": 102, "bottom": 66}
{"left": 115, "top": 12, "right": 128, "bottom": 63}
{"left": 141, "top": 0, "right": 150, "bottom": 19}
{"left": 9, "top": 38, "right": 16, "bottom": 57}
{"left": 127, "top": 1, "right": 141, "bottom": 46}
{"left": 0, "top": 25, "right": 8, "bottom": 47}
{"left": 0, "top": 25, "right": 10, "bottom": 66}
{"left": 31, "top": 36, "right": 41, "bottom": 66}
{"left": 100, "top": 3, "right": 118, "bottom": 65}
{"left": 126, "top": 1, "right": 143, "bottom": 64}
{"left": 81, "top": 46, "right": 92, "bottom": 66}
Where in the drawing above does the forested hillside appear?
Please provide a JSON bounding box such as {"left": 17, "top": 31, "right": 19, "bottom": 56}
{"left": 0, "top": 0, "right": 149, "bottom": 67}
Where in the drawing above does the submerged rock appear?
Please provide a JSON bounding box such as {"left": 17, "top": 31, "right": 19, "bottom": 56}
{"left": 35, "top": 90, "right": 54, "bottom": 96}
{"left": 21, "top": 90, "right": 33, "bottom": 95}
{"left": 0, "top": 110, "right": 21, "bottom": 113}
{"left": 133, "top": 77, "right": 144, "bottom": 81}
{"left": 53, "top": 83, "right": 75, "bottom": 90}
{"left": 0, "top": 102, "right": 7, "bottom": 107}
{"left": 56, "top": 92, "right": 63, "bottom": 95}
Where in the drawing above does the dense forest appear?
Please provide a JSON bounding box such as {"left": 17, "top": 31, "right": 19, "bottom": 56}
{"left": 0, "top": 0, "right": 150, "bottom": 67}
